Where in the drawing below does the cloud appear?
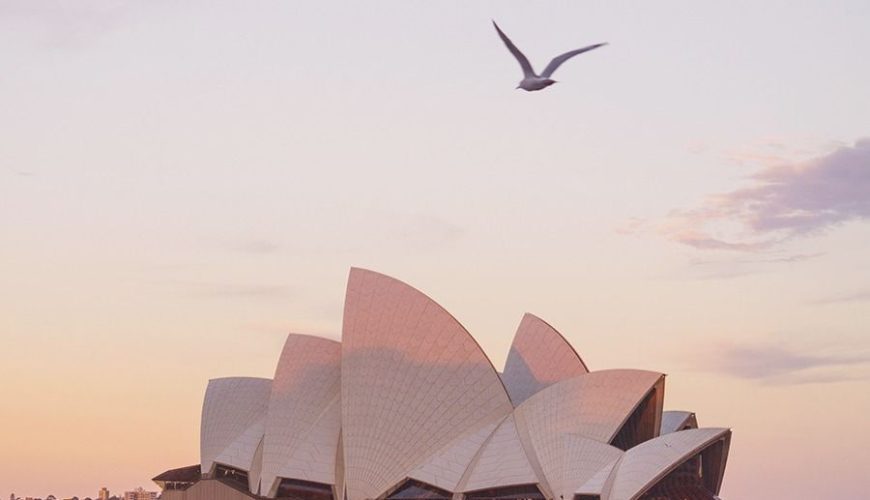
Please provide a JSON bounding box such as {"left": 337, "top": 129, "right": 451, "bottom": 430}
{"left": 156, "top": 280, "right": 294, "bottom": 300}
{"left": 193, "top": 283, "right": 292, "bottom": 299}
{"left": 711, "top": 343, "right": 870, "bottom": 385}
{"left": 229, "top": 240, "right": 282, "bottom": 255}
{"left": 657, "top": 138, "right": 870, "bottom": 251}
{"left": 811, "top": 289, "right": 870, "bottom": 305}
{"left": 394, "top": 214, "right": 465, "bottom": 251}
{"left": 665, "top": 262, "right": 760, "bottom": 281}
{"left": 4, "top": 166, "right": 36, "bottom": 177}
{"left": 218, "top": 213, "right": 464, "bottom": 258}
{"left": 724, "top": 136, "right": 845, "bottom": 168}
{"left": 689, "top": 252, "right": 827, "bottom": 266}
{"left": 0, "top": 0, "right": 133, "bottom": 49}
{"left": 755, "top": 252, "right": 826, "bottom": 263}
{"left": 653, "top": 252, "right": 825, "bottom": 281}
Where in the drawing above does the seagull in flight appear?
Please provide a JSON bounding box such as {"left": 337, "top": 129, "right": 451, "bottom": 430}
{"left": 493, "top": 21, "right": 607, "bottom": 92}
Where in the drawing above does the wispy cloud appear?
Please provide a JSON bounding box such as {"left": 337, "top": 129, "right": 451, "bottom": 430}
{"left": 193, "top": 283, "right": 292, "bottom": 299}
{"left": 655, "top": 138, "right": 870, "bottom": 251}
{"left": 811, "top": 289, "right": 870, "bottom": 305}
{"left": 228, "top": 239, "right": 282, "bottom": 255}
{"left": 754, "top": 252, "right": 826, "bottom": 263}
{"left": 4, "top": 166, "right": 36, "bottom": 177}
{"left": 655, "top": 252, "right": 825, "bottom": 281}
{"left": 710, "top": 342, "right": 870, "bottom": 385}
{"left": 0, "top": 0, "right": 133, "bottom": 49}
{"left": 156, "top": 280, "right": 294, "bottom": 300}
{"left": 724, "top": 136, "right": 845, "bottom": 168}
{"left": 688, "top": 252, "right": 826, "bottom": 267}
{"left": 395, "top": 214, "right": 465, "bottom": 251}
{"left": 218, "top": 213, "right": 464, "bottom": 258}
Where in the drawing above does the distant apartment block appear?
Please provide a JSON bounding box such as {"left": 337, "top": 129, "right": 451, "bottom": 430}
{"left": 124, "top": 488, "right": 157, "bottom": 500}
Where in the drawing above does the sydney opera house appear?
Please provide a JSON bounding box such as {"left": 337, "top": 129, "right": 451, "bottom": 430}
{"left": 154, "top": 268, "right": 731, "bottom": 500}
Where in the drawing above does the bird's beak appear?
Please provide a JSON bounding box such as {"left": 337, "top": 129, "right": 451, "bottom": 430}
{"left": 515, "top": 85, "right": 521, "bottom": 89}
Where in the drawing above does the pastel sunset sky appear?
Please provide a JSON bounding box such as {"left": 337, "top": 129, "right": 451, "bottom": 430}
{"left": 2, "top": 2, "right": 869, "bottom": 499}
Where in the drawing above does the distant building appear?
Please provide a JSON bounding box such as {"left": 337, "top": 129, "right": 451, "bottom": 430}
{"left": 98, "top": 489, "right": 110, "bottom": 500}
{"left": 123, "top": 489, "right": 156, "bottom": 500}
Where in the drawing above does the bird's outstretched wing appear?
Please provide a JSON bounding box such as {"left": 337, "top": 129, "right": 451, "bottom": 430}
{"left": 540, "top": 42, "right": 607, "bottom": 78}
{"left": 493, "top": 21, "right": 535, "bottom": 78}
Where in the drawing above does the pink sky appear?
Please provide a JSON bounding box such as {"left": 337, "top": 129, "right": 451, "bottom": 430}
{"left": 2, "top": 2, "right": 869, "bottom": 499}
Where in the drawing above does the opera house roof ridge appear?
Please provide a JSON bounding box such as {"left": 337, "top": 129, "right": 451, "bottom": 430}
{"left": 517, "top": 311, "right": 589, "bottom": 370}
{"left": 345, "top": 266, "right": 511, "bottom": 398}
{"left": 158, "top": 268, "right": 731, "bottom": 500}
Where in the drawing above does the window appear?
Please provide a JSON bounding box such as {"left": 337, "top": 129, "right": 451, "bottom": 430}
{"left": 611, "top": 381, "right": 662, "bottom": 451}
{"left": 385, "top": 480, "right": 451, "bottom": 500}
{"left": 213, "top": 464, "right": 249, "bottom": 489}
{"left": 637, "top": 438, "right": 727, "bottom": 500}
{"left": 276, "top": 478, "right": 334, "bottom": 500}
{"left": 464, "top": 484, "right": 545, "bottom": 500}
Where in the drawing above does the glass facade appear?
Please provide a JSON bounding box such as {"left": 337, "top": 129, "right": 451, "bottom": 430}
{"left": 464, "top": 484, "right": 545, "bottom": 500}
{"left": 385, "top": 480, "right": 452, "bottom": 500}
{"left": 275, "top": 478, "right": 335, "bottom": 500}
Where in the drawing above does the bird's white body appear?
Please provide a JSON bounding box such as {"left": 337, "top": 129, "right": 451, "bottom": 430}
{"left": 518, "top": 77, "right": 557, "bottom": 92}
{"left": 493, "top": 21, "right": 606, "bottom": 92}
